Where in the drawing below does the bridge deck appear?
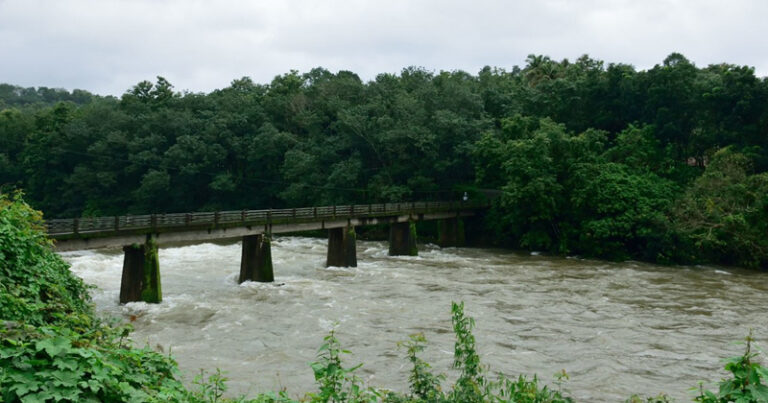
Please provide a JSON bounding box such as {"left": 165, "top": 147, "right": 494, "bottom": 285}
{"left": 48, "top": 201, "right": 486, "bottom": 251}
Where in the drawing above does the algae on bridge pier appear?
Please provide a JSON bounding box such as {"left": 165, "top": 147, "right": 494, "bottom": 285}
{"left": 140, "top": 234, "right": 162, "bottom": 303}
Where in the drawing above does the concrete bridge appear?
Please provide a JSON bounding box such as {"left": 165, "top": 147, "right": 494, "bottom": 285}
{"left": 46, "top": 201, "right": 486, "bottom": 304}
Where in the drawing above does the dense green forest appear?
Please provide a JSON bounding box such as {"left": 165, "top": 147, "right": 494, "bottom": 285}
{"left": 2, "top": 53, "right": 767, "bottom": 269}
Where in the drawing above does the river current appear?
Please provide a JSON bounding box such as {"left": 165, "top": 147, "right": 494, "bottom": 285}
{"left": 61, "top": 237, "right": 768, "bottom": 401}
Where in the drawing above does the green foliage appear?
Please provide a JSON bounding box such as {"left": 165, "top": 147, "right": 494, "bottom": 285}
{"left": 398, "top": 333, "right": 444, "bottom": 401}
{"left": 568, "top": 162, "right": 677, "bottom": 261}
{"left": 695, "top": 333, "right": 768, "bottom": 403}
{"left": 474, "top": 115, "right": 682, "bottom": 262}
{"left": 673, "top": 148, "right": 768, "bottom": 268}
{"left": 446, "top": 302, "right": 572, "bottom": 403}
{"left": 0, "top": 322, "right": 189, "bottom": 402}
{"left": 307, "top": 329, "right": 380, "bottom": 402}
{"left": 384, "top": 302, "right": 573, "bottom": 403}
{"left": 3, "top": 53, "right": 768, "bottom": 267}
{"left": 408, "top": 221, "right": 418, "bottom": 256}
{"left": 450, "top": 301, "right": 485, "bottom": 401}
{"left": 190, "top": 369, "right": 230, "bottom": 403}
{"left": 0, "top": 192, "right": 92, "bottom": 329}
{"left": 474, "top": 116, "right": 579, "bottom": 251}
{"left": 604, "top": 125, "right": 696, "bottom": 183}
{"left": 0, "top": 195, "right": 192, "bottom": 402}
{"left": 492, "top": 374, "right": 572, "bottom": 403}
{"left": 625, "top": 393, "right": 674, "bottom": 403}
{"left": 141, "top": 235, "right": 162, "bottom": 303}
{"left": 0, "top": 84, "right": 96, "bottom": 109}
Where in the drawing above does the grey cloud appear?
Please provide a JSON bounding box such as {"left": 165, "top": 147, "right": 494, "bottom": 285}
{"left": 0, "top": 0, "right": 766, "bottom": 96}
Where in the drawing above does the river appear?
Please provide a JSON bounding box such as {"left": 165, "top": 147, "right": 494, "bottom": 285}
{"left": 60, "top": 236, "right": 768, "bottom": 401}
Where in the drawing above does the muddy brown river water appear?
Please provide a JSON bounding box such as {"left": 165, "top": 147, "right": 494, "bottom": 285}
{"left": 61, "top": 237, "right": 768, "bottom": 401}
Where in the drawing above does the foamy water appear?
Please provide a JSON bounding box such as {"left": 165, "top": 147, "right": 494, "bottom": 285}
{"left": 61, "top": 237, "right": 768, "bottom": 401}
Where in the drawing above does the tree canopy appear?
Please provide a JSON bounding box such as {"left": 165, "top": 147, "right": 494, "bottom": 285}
{"left": 2, "top": 54, "right": 768, "bottom": 268}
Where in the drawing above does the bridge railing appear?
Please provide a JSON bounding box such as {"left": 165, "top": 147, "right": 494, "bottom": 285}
{"left": 45, "top": 200, "right": 487, "bottom": 237}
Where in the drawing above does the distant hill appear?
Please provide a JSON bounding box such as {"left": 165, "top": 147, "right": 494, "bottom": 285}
{"left": 0, "top": 83, "right": 101, "bottom": 109}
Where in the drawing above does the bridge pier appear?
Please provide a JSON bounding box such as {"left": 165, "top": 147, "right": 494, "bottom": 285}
{"left": 388, "top": 220, "right": 418, "bottom": 256}
{"left": 326, "top": 225, "right": 357, "bottom": 267}
{"left": 119, "top": 234, "right": 162, "bottom": 304}
{"left": 238, "top": 234, "right": 274, "bottom": 283}
{"left": 437, "top": 217, "right": 465, "bottom": 247}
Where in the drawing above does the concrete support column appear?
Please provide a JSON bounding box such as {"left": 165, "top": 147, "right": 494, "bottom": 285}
{"left": 119, "top": 244, "right": 144, "bottom": 304}
{"left": 437, "top": 217, "right": 465, "bottom": 247}
{"left": 238, "top": 234, "right": 274, "bottom": 283}
{"left": 388, "top": 220, "right": 418, "bottom": 256}
{"left": 326, "top": 225, "right": 357, "bottom": 267}
{"left": 119, "top": 234, "right": 162, "bottom": 304}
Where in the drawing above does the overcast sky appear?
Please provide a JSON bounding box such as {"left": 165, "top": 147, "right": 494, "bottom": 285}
{"left": 1, "top": 0, "right": 766, "bottom": 96}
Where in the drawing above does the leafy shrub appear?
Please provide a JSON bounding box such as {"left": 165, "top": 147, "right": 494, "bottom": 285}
{"left": 673, "top": 148, "right": 768, "bottom": 269}
{"left": 398, "top": 333, "right": 444, "bottom": 401}
{"left": 0, "top": 322, "right": 189, "bottom": 402}
{"left": 307, "top": 329, "right": 380, "bottom": 402}
{"left": 0, "top": 194, "right": 190, "bottom": 402}
{"left": 625, "top": 393, "right": 674, "bottom": 403}
{"left": 381, "top": 302, "right": 573, "bottom": 403}
{"left": 568, "top": 162, "right": 677, "bottom": 261}
{"left": 695, "top": 333, "right": 768, "bottom": 403}
{"left": 0, "top": 192, "right": 92, "bottom": 329}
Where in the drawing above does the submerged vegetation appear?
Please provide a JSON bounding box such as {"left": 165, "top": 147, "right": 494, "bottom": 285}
{"left": 2, "top": 194, "right": 768, "bottom": 401}
{"left": 2, "top": 53, "right": 768, "bottom": 269}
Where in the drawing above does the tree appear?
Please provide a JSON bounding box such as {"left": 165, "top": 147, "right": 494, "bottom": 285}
{"left": 673, "top": 148, "right": 768, "bottom": 268}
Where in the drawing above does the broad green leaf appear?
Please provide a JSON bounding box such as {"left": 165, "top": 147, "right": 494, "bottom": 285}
{"left": 34, "top": 336, "right": 70, "bottom": 357}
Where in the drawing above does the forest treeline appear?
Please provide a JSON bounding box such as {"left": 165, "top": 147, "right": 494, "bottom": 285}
{"left": 1, "top": 53, "right": 767, "bottom": 269}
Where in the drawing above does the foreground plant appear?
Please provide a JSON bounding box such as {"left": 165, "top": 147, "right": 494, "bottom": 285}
{"left": 625, "top": 393, "right": 675, "bottom": 402}
{"left": 398, "top": 332, "right": 444, "bottom": 401}
{"left": 307, "top": 329, "right": 380, "bottom": 403}
{"left": 382, "top": 302, "right": 572, "bottom": 403}
{"left": 695, "top": 332, "right": 768, "bottom": 403}
{"left": 0, "top": 193, "right": 191, "bottom": 402}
